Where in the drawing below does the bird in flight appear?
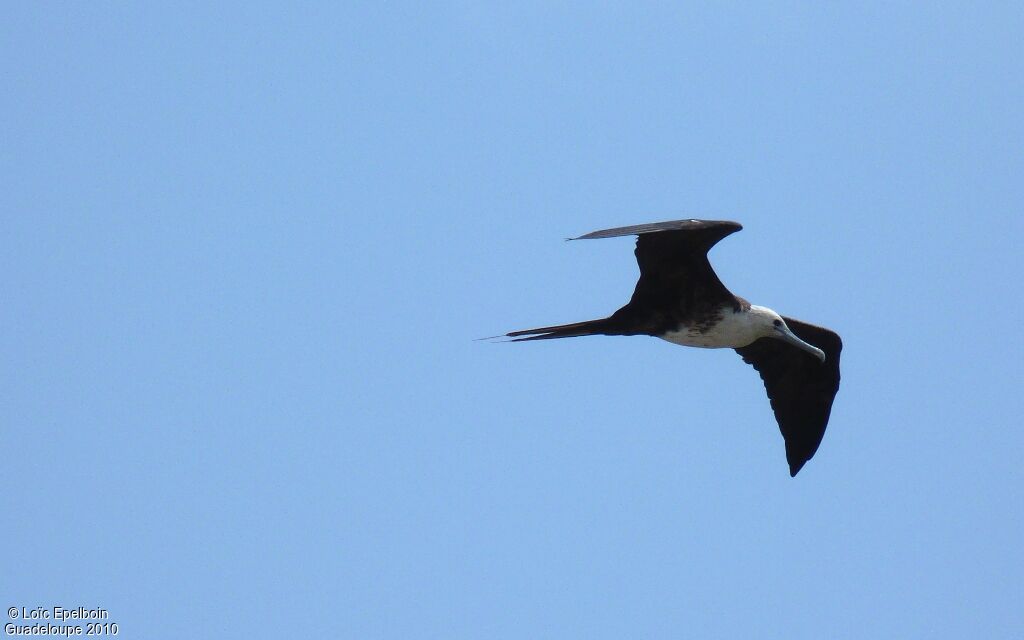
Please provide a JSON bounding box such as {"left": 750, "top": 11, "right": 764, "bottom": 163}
{"left": 502, "top": 219, "right": 842, "bottom": 476}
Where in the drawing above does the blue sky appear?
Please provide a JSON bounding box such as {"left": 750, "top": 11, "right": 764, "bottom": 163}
{"left": 3, "top": 3, "right": 1022, "bottom": 638}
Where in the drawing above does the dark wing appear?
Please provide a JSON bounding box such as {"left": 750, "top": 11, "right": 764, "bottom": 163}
{"left": 574, "top": 219, "right": 740, "bottom": 241}
{"left": 735, "top": 318, "right": 842, "bottom": 476}
{"left": 575, "top": 219, "right": 744, "bottom": 335}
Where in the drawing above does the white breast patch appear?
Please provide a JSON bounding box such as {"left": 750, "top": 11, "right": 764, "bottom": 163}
{"left": 658, "top": 307, "right": 765, "bottom": 349}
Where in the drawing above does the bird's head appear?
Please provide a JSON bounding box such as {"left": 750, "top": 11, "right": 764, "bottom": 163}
{"left": 749, "top": 305, "right": 826, "bottom": 362}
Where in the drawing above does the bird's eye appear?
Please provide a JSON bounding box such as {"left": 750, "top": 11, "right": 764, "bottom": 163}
{"left": 773, "top": 319, "right": 782, "bottom": 327}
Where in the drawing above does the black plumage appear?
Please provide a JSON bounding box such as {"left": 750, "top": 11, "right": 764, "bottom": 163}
{"left": 504, "top": 219, "right": 842, "bottom": 476}
{"left": 736, "top": 318, "right": 842, "bottom": 476}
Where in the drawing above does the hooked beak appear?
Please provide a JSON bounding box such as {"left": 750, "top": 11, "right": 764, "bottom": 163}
{"left": 775, "top": 325, "right": 826, "bottom": 362}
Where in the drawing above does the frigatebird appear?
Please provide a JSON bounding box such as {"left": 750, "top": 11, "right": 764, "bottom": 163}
{"left": 504, "top": 219, "right": 842, "bottom": 476}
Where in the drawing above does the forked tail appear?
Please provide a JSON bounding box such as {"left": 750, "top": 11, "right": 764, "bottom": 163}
{"left": 504, "top": 317, "right": 615, "bottom": 342}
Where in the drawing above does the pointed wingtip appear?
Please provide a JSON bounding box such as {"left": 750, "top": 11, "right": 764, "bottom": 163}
{"left": 474, "top": 334, "right": 512, "bottom": 342}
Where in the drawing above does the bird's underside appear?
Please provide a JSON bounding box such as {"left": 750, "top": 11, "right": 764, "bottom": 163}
{"left": 503, "top": 219, "right": 842, "bottom": 476}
